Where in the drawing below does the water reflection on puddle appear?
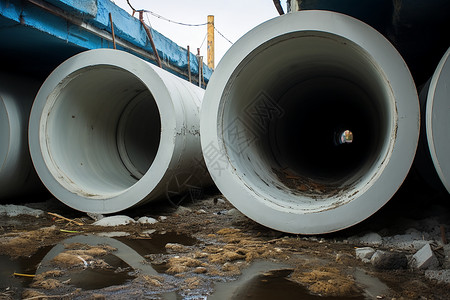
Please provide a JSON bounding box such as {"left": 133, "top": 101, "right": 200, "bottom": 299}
{"left": 1, "top": 233, "right": 389, "bottom": 299}
{"left": 208, "top": 261, "right": 366, "bottom": 300}
{"left": 0, "top": 246, "right": 51, "bottom": 289}
{"left": 0, "top": 232, "right": 198, "bottom": 292}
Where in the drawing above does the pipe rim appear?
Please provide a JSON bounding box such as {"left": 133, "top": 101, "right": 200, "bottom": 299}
{"left": 0, "top": 97, "right": 10, "bottom": 172}
{"left": 29, "top": 49, "right": 176, "bottom": 213}
{"left": 426, "top": 47, "right": 450, "bottom": 193}
{"left": 201, "top": 11, "right": 419, "bottom": 234}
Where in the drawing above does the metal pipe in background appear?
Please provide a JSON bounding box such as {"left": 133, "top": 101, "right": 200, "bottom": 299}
{"left": 0, "top": 73, "right": 45, "bottom": 200}
{"left": 29, "top": 49, "right": 210, "bottom": 214}
{"left": 416, "top": 47, "right": 450, "bottom": 194}
{"left": 200, "top": 11, "right": 420, "bottom": 234}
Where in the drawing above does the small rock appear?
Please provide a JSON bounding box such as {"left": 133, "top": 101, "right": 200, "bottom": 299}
{"left": 359, "top": 232, "right": 383, "bottom": 246}
{"left": 371, "top": 250, "right": 407, "bottom": 270}
{"left": 197, "top": 209, "right": 207, "bottom": 214}
{"left": 355, "top": 247, "right": 376, "bottom": 263}
{"left": 137, "top": 217, "right": 158, "bottom": 224}
{"left": 92, "top": 215, "right": 135, "bottom": 226}
{"left": 0, "top": 204, "right": 44, "bottom": 217}
{"left": 410, "top": 243, "right": 439, "bottom": 270}
{"left": 159, "top": 216, "right": 168, "bottom": 221}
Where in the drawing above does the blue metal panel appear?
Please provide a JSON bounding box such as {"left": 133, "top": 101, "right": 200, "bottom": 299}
{"left": 45, "top": 0, "right": 98, "bottom": 17}
{"left": 0, "top": 0, "right": 211, "bottom": 84}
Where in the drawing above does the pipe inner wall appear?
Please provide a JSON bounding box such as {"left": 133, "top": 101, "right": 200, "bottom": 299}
{"left": 201, "top": 11, "right": 419, "bottom": 234}
{"left": 30, "top": 49, "right": 206, "bottom": 213}
{"left": 0, "top": 73, "right": 44, "bottom": 200}
{"left": 44, "top": 67, "right": 161, "bottom": 194}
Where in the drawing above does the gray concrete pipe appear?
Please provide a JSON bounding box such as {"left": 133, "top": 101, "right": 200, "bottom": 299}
{"left": 0, "top": 73, "right": 44, "bottom": 200}
{"left": 29, "top": 49, "right": 209, "bottom": 213}
{"left": 200, "top": 11, "right": 420, "bottom": 234}
{"left": 416, "top": 47, "right": 450, "bottom": 194}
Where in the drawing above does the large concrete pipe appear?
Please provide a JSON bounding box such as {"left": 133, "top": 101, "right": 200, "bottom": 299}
{"left": 0, "top": 73, "right": 44, "bottom": 200}
{"left": 416, "top": 47, "right": 450, "bottom": 194}
{"left": 200, "top": 11, "right": 419, "bottom": 234}
{"left": 29, "top": 49, "right": 209, "bottom": 214}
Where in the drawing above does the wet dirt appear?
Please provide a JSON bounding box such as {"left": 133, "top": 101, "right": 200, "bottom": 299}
{"left": 0, "top": 184, "right": 450, "bottom": 299}
{"left": 272, "top": 167, "right": 347, "bottom": 198}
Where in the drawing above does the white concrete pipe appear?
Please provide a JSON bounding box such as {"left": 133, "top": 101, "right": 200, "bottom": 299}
{"left": 29, "top": 49, "right": 208, "bottom": 213}
{"left": 418, "top": 47, "right": 450, "bottom": 194}
{"left": 201, "top": 11, "right": 420, "bottom": 234}
{"left": 0, "top": 73, "right": 44, "bottom": 199}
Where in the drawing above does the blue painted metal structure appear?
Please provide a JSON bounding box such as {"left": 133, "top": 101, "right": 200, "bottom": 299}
{"left": 0, "top": 0, "right": 212, "bottom": 84}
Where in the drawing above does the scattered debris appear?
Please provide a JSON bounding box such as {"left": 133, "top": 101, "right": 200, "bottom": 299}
{"left": 92, "top": 215, "right": 135, "bottom": 226}
{"left": 13, "top": 273, "right": 35, "bottom": 278}
{"left": 174, "top": 206, "right": 192, "bottom": 215}
{"left": 87, "top": 212, "right": 104, "bottom": 221}
{"left": 355, "top": 247, "right": 375, "bottom": 263}
{"left": 165, "top": 243, "right": 190, "bottom": 253}
{"left": 0, "top": 204, "right": 44, "bottom": 217}
{"left": 48, "top": 212, "right": 83, "bottom": 226}
{"left": 137, "top": 216, "right": 158, "bottom": 224}
{"left": 0, "top": 195, "right": 449, "bottom": 299}
{"left": 425, "top": 269, "right": 450, "bottom": 284}
{"left": 370, "top": 250, "right": 407, "bottom": 270}
{"left": 358, "top": 232, "right": 383, "bottom": 246}
{"left": 410, "top": 243, "right": 440, "bottom": 270}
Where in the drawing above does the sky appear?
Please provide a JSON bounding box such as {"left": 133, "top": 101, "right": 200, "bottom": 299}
{"left": 112, "top": 0, "right": 287, "bottom": 67}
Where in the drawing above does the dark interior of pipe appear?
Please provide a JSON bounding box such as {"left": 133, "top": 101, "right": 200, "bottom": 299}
{"left": 222, "top": 32, "right": 392, "bottom": 196}
{"left": 271, "top": 77, "right": 382, "bottom": 184}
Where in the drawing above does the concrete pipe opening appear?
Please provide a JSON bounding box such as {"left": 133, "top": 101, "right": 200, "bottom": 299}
{"left": 30, "top": 49, "right": 207, "bottom": 213}
{"left": 201, "top": 11, "right": 419, "bottom": 234}
{"left": 0, "top": 73, "right": 45, "bottom": 200}
{"left": 419, "top": 47, "right": 450, "bottom": 193}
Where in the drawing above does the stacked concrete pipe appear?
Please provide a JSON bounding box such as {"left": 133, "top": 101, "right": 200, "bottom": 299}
{"left": 200, "top": 11, "right": 420, "bottom": 234}
{"left": 0, "top": 73, "right": 44, "bottom": 200}
{"left": 29, "top": 49, "right": 210, "bottom": 213}
{"left": 416, "top": 47, "right": 450, "bottom": 193}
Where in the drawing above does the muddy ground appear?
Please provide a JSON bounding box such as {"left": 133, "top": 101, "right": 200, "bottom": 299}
{"left": 1, "top": 176, "right": 450, "bottom": 300}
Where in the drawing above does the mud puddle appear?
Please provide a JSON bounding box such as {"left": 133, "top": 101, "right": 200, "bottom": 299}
{"left": 205, "top": 261, "right": 387, "bottom": 300}
{"left": 0, "top": 246, "right": 51, "bottom": 290}
{"left": 0, "top": 232, "right": 200, "bottom": 297}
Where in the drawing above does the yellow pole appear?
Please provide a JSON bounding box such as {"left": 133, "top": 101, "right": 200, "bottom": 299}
{"left": 207, "top": 15, "right": 215, "bottom": 69}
